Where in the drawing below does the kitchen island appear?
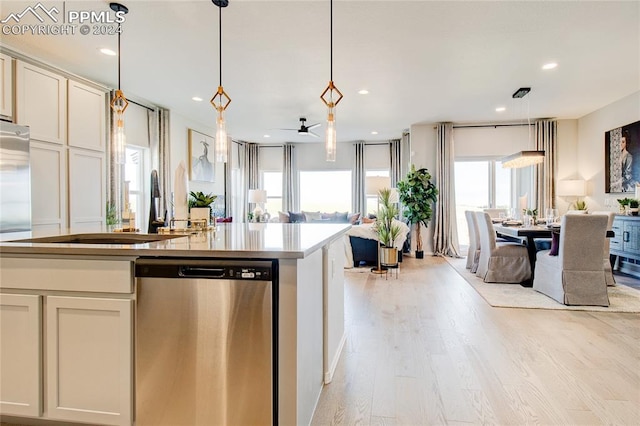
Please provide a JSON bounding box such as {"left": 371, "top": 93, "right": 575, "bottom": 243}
{"left": 0, "top": 223, "right": 349, "bottom": 426}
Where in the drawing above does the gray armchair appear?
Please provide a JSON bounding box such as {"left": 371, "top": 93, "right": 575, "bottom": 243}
{"left": 533, "top": 214, "right": 609, "bottom": 306}
{"left": 475, "top": 212, "right": 531, "bottom": 283}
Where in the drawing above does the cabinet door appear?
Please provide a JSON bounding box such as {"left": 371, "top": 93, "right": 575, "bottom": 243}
{"left": 0, "top": 293, "right": 41, "bottom": 417}
{"left": 68, "top": 80, "right": 106, "bottom": 152}
{"left": 623, "top": 220, "right": 640, "bottom": 256}
{"left": 68, "top": 148, "right": 105, "bottom": 230}
{"left": 46, "top": 296, "right": 132, "bottom": 426}
{"left": 30, "top": 140, "right": 67, "bottom": 233}
{"left": 16, "top": 61, "right": 67, "bottom": 144}
{"left": 0, "top": 53, "right": 13, "bottom": 118}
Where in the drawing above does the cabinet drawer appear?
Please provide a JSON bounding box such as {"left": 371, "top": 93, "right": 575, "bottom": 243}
{"left": 0, "top": 257, "right": 133, "bottom": 293}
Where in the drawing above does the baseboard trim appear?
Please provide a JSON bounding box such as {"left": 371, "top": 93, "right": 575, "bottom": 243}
{"left": 324, "top": 332, "right": 346, "bottom": 384}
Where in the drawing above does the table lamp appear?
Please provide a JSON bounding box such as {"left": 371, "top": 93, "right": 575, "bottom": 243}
{"left": 248, "top": 189, "right": 267, "bottom": 222}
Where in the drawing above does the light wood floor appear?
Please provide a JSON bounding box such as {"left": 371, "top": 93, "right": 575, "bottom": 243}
{"left": 311, "top": 256, "right": 640, "bottom": 426}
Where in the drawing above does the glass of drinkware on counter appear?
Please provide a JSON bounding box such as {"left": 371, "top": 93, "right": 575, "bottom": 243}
{"left": 545, "top": 208, "right": 558, "bottom": 226}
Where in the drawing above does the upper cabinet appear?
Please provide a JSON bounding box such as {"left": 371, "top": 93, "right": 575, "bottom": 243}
{"left": 68, "top": 80, "right": 106, "bottom": 152}
{"left": 0, "top": 53, "right": 13, "bottom": 119}
{"left": 15, "top": 60, "right": 67, "bottom": 144}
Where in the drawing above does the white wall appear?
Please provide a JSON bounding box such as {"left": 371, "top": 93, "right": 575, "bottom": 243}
{"left": 577, "top": 91, "right": 640, "bottom": 212}
{"left": 169, "top": 111, "right": 226, "bottom": 203}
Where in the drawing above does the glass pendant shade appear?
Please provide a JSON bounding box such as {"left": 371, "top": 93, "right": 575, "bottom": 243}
{"left": 215, "top": 111, "right": 228, "bottom": 163}
{"left": 111, "top": 90, "right": 128, "bottom": 165}
{"left": 325, "top": 108, "right": 336, "bottom": 162}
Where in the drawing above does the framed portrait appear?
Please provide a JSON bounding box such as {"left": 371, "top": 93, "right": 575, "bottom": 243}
{"left": 188, "top": 129, "right": 215, "bottom": 182}
{"left": 605, "top": 119, "right": 640, "bottom": 193}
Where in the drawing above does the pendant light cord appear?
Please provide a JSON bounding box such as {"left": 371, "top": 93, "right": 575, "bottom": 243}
{"left": 330, "top": 0, "right": 333, "bottom": 82}
{"left": 219, "top": 4, "right": 222, "bottom": 88}
{"left": 117, "top": 24, "right": 121, "bottom": 90}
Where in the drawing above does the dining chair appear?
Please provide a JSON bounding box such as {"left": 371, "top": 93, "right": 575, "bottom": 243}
{"left": 464, "top": 211, "right": 481, "bottom": 273}
{"left": 533, "top": 214, "right": 609, "bottom": 306}
{"left": 590, "top": 211, "right": 616, "bottom": 286}
{"left": 482, "top": 208, "right": 507, "bottom": 219}
{"left": 474, "top": 212, "right": 531, "bottom": 283}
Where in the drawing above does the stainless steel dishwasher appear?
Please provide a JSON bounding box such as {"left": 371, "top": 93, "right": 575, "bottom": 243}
{"left": 134, "top": 258, "right": 278, "bottom": 425}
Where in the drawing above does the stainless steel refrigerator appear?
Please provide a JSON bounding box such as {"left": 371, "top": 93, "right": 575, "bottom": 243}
{"left": 0, "top": 121, "right": 30, "bottom": 233}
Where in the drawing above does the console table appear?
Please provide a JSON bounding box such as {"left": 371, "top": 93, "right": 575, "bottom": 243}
{"left": 610, "top": 215, "right": 640, "bottom": 278}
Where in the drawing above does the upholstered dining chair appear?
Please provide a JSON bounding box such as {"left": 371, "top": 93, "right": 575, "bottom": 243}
{"left": 464, "top": 211, "right": 481, "bottom": 273}
{"left": 483, "top": 208, "right": 507, "bottom": 219}
{"left": 474, "top": 212, "right": 531, "bottom": 283}
{"left": 533, "top": 214, "right": 609, "bottom": 306}
{"left": 590, "top": 211, "right": 616, "bottom": 286}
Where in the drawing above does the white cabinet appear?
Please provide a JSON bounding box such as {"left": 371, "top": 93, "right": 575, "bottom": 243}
{"left": 46, "top": 296, "right": 132, "bottom": 426}
{"left": 0, "top": 293, "right": 41, "bottom": 417}
{"left": 15, "top": 60, "right": 67, "bottom": 144}
{"left": 0, "top": 53, "right": 13, "bottom": 118}
{"left": 69, "top": 148, "right": 105, "bottom": 230}
{"left": 68, "top": 80, "right": 106, "bottom": 152}
{"left": 322, "top": 237, "right": 346, "bottom": 384}
{"left": 30, "top": 140, "right": 67, "bottom": 233}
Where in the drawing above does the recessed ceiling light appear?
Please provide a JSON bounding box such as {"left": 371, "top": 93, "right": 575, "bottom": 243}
{"left": 192, "top": 96, "right": 203, "bottom": 102}
{"left": 263, "top": 134, "right": 270, "bottom": 138}
{"left": 495, "top": 107, "right": 506, "bottom": 112}
{"left": 99, "top": 48, "right": 116, "bottom": 56}
{"left": 371, "top": 131, "right": 378, "bottom": 135}
{"left": 358, "top": 89, "right": 369, "bottom": 95}
{"left": 542, "top": 62, "right": 558, "bottom": 70}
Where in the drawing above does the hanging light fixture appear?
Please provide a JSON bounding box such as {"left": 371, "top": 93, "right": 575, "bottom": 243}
{"left": 502, "top": 87, "right": 544, "bottom": 168}
{"left": 211, "top": 0, "right": 231, "bottom": 163}
{"left": 109, "top": 2, "right": 129, "bottom": 165}
{"left": 320, "top": 0, "right": 343, "bottom": 162}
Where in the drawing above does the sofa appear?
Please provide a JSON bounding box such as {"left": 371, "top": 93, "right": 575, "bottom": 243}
{"left": 276, "top": 211, "right": 361, "bottom": 224}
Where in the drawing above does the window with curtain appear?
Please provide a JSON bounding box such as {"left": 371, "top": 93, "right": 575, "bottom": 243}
{"left": 299, "top": 170, "right": 352, "bottom": 212}
{"left": 454, "top": 159, "right": 513, "bottom": 245}
{"left": 365, "top": 169, "right": 390, "bottom": 216}
{"left": 124, "top": 146, "right": 149, "bottom": 232}
{"left": 262, "top": 171, "right": 282, "bottom": 215}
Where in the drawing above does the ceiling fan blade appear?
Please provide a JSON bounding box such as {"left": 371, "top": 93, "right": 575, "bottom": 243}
{"left": 277, "top": 128, "right": 298, "bottom": 131}
{"left": 307, "top": 123, "right": 321, "bottom": 130}
{"left": 309, "top": 131, "right": 320, "bottom": 138}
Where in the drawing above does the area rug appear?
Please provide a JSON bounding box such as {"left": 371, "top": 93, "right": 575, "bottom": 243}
{"left": 446, "top": 257, "right": 640, "bottom": 313}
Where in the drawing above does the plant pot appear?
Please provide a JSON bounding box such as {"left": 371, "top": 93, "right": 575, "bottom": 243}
{"left": 415, "top": 250, "right": 424, "bottom": 259}
{"left": 380, "top": 246, "right": 398, "bottom": 266}
{"left": 190, "top": 207, "right": 210, "bottom": 228}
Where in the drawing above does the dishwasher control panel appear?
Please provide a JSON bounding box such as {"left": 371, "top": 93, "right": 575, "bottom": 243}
{"left": 230, "top": 267, "right": 271, "bottom": 280}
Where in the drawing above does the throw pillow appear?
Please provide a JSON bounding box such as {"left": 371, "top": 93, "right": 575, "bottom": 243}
{"left": 348, "top": 212, "right": 361, "bottom": 225}
{"left": 278, "top": 211, "right": 290, "bottom": 223}
{"left": 303, "top": 211, "right": 322, "bottom": 221}
{"left": 321, "top": 212, "right": 337, "bottom": 221}
{"left": 362, "top": 217, "right": 375, "bottom": 224}
{"left": 216, "top": 217, "right": 232, "bottom": 223}
{"left": 288, "top": 211, "right": 306, "bottom": 223}
{"left": 549, "top": 232, "right": 560, "bottom": 256}
{"left": 335, "top": 211, "right": 348, "bottom": 223}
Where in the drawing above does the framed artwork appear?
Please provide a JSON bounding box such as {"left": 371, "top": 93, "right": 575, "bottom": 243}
{"left": 605, "top": 119, "right": 640, "bottom": 193}
{"left": 188, "top": 129, "right": 215, "bottom": 182}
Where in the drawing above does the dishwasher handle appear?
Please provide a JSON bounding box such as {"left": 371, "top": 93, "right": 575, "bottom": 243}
{"left": 179, "top": 266, "right": 226, "bottom": 278}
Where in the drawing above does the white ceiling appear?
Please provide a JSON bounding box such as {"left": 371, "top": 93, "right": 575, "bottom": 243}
{"left": 2, "top": 0, "right": 639, "bottom": 144}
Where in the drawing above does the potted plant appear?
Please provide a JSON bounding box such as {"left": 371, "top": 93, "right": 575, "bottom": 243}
{"left": 374, "top": 188, "right": 401, "bottom": 266}
{"left": 617, "top": 197, "right": 632, "bottom": 214}
{"left": 397, "top": 165, "right": 438, "bottom": 259}
{"left": 629, "top": 199, "right": 639, "bottom": 216}
{"left": 188, "top": 191, "right": 217, "bottom": 225}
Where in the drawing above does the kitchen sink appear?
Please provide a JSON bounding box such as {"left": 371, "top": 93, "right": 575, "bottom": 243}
{"left": 12, "top": 233, "right": 185, "bottom": 245}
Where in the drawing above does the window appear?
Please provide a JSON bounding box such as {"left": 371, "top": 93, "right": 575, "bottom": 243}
{"left": 262, "top": 171, "right": 282, "bottom": 214}
{"left": 124, "top": 146, "right": 148, "bottom": 232}
{"left": 299, "top": 170, "right": 352, "bottom": 212}
{"left": 365, "top": 170, "right": 390, "bottom": 216}
{"left": 454, "top": 159, "right": 513, "bottom": 246}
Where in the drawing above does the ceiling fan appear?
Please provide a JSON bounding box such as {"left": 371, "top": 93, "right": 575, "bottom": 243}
{"left": 280, "top": 117, "right": 321, "bottom": 138}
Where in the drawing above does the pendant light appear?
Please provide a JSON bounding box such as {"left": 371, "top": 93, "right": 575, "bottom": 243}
{"left": 211, "top": 0, "right": 231, "bottom": 163}
{"left": 502, "top": 87, "right": 544, "bottom": 168}
{"left": 320, "top": 0, "right": 343, "bottom": 162}
{"left": 109, "top": 2, "right": 129, "bottom": 165}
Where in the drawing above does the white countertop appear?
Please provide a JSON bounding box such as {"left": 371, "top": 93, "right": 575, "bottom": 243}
{"left": 0, "top": 223, "right": 351, "bottom": 259}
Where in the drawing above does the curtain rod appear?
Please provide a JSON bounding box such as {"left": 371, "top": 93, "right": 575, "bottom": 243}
{"left": 452, "top": 123, "right": 533, "bottom": 129}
